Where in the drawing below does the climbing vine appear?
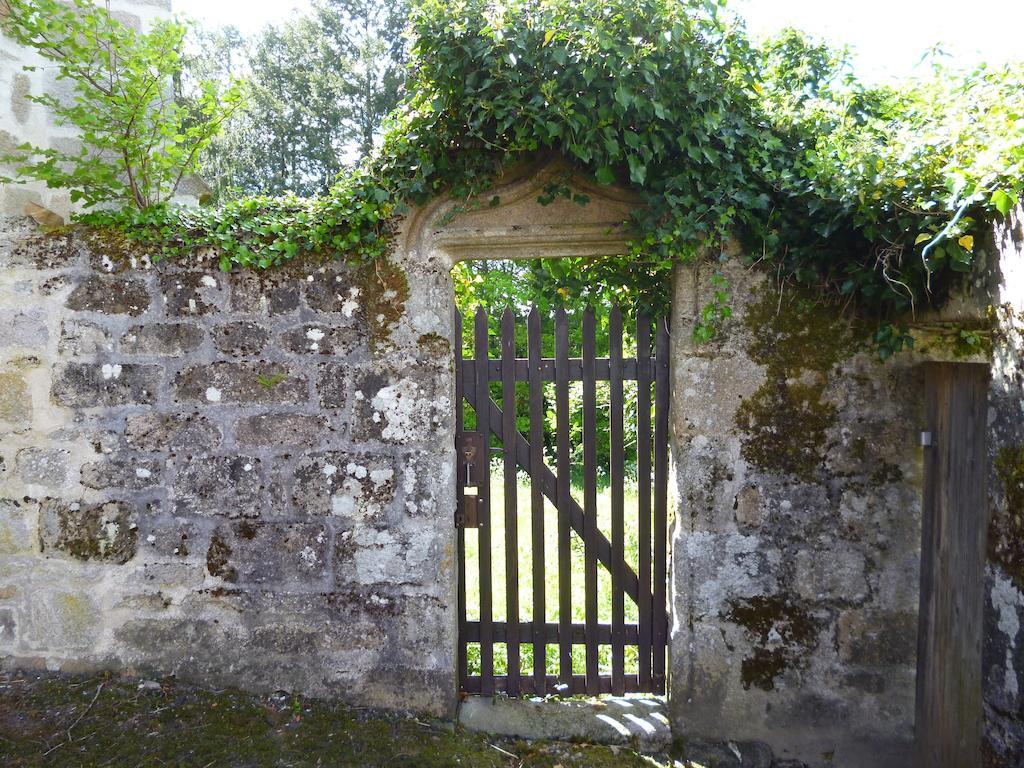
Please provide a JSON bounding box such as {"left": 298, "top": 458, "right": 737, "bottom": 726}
{"left": 72, "top": 0, "right": 1023, "bottom": 349}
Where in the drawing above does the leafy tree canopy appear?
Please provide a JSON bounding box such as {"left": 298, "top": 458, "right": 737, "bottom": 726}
{"left": 190, "top": 0, "right": 408, "bottom": 199}
{"left": 70, "top": 0, "right": 1024, "bottom": 345}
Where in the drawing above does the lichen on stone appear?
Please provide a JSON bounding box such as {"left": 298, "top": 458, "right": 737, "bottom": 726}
{"left": 991, "top": 443, "right": 1024, "bottom": 588}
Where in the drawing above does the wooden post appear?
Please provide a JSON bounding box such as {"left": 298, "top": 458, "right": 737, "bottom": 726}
{"left": 916, "top": 362, "right": 990, "bottom": 767}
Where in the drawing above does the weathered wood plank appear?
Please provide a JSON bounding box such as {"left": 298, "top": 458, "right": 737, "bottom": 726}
{"left": 455, "top": 309, "right": 468, "bottom": 689}
{"left": 528, "top": 306, "right": 546, "bottom": 693}
{"left": 609, "top": 305, "right": 626, "bottom": 696}
{"left": 474, "top": 307, "right": 494, "bottom": 695}
{"left": 555, "top": 308, "right": 573, "bottom": 687}
{"left": 582, "top": 308, "right": 599, "bottom": 695}
{"left": 915, "top": 362, "right": 989, "bottom": 767}
{"left": 636, "top": 313, "right": 653, "bottom": 691}
{"left": 500, "top": 308, "right": 520, "bottom": 695}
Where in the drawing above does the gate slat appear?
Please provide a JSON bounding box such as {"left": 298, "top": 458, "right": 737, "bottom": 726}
{"left": 500, "top": 308, "right": 520, "bottom": 694}
{"left": 474, "top": 308, "right": 494, "bottom": 695}
{"left": 582, "top": 308, "right": 599, "bottom": 695}
{"left": 635, "top": 314, "right": 652, "bottom": 691}
{"left": 528, "top": 306, "right": 546, "bottom": 693}
{"left": 652, "top": 317, "right": 670, "bottom": 692}
{"left": 455, "top": 310, "right": 468, "bottom": 689}
{"left": 555, "top": 308, "right": 573, "bottom": 688}
{"left": 609, "top": 306, "right": 625, "bottom": 696}
{"left": 463, "top": 391, "right": 645, "bottom": 603}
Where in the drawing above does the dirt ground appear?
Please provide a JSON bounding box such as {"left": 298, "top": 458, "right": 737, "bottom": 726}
{"left": 0, "top": 670, "right": 678, "bottom": 767}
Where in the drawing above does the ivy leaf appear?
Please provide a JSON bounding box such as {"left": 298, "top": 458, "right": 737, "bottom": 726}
{"left": 595, "top": 166, "right": 615, "bottom": 185}
{"left": 991, "top": 189, "right": 1018, "bottom": 216}
{"left": 627, "top": 155, "right": 647, "bottom": 185}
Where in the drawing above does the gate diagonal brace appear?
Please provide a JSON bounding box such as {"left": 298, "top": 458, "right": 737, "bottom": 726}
{"left": 463, "top": 388, "right": 648, "bottom": 607}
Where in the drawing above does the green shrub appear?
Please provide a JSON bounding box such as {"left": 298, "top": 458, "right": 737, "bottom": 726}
{"left": 0, "top": 0, "right": 245, "bottom": 209}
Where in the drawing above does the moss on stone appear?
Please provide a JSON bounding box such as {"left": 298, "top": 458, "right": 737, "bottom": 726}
{"left": 743, "top": 290, "right": 860, "bottom": 373}
{"left": 725, "top": 593, "right": 820, "bottom": 691}
{"left": 734, "top": 289, "right": 865, "bottom": 482}
{"left": 0, "top": 670, "right": 666, "bottom": 767}
{"left": 42, "top": 500, "right": 137, "bottom": 564}
{"left": 418, "top": 332, "right": 451, "bottom": 360}
{"left": 354, "top": 258, "right": 410, "bottom": 352}
{"left": 991, "top": 444, "right": 1024, "bottom": 588}
{"left": 735, "top": 379, "right": 836, "bottom": 482}
{"left": 206, "top": 531, "right": 236, "bottom": 582}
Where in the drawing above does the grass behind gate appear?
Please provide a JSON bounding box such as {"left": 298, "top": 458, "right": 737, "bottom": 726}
{"left": 464, "top": 471, "right": 654, "bottom": 679}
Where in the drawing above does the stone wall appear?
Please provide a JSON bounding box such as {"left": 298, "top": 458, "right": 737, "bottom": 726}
{"left": 668, "top": 258, "right": 924, "bottom": 767}
{"left": 0, "top": 1, "right": 181, "bottom": 220}
{"left": 983, "top": 208, "right": 1024, "bottom": 766}
{"left": 0, "top": 215, "right": 458, "bottom": 714}
{"left": 1, "top": 158, "right": 1022, "bottom": 766}
{"left": 669, "top": 218, "right": 1024, "bottom": 767}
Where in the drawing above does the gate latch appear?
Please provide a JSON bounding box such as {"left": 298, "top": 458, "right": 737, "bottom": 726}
{"left": 456, "top": 432, "right": 486, "bottom": 529}
{"left": 457, "top": 432, "right": 487, "bottom": 487}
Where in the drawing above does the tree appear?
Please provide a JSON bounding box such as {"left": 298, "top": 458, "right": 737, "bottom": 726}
{"left": 316, "top": 0, "right": 408, "bottom": 158}
{"left": 195, "top": 0, "right": 408, "bottom": 198}
{"left": 0, "top": 0, "right": 245, "bottom": 209}
{"left": 208, "top": 18, "right": 349, "bottom": 197}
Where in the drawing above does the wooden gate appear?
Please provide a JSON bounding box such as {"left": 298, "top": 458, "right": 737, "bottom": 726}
{"left": 455, "top": 305, "right": 670, "bottom": 697}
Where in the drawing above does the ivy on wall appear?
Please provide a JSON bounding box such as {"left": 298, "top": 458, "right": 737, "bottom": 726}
{"left": 34, "top": 0, "right": 1024, "bottom": 348}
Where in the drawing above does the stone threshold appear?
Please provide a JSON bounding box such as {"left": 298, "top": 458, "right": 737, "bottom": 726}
{"left": 457, "top": 693, "right": 673, "bottom": 753}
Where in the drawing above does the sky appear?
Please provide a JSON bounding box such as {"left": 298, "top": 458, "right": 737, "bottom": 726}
{"left": 172, "top": 0, "right": 1024, "bottom": 83}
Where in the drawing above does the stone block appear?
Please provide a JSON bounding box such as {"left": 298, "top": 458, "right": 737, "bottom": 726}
{"left": 316, "top": 362, "right": 349, "bottom": 409}
{"left": 16, "top": 447, "right": 70, "bottom": 486}
{"left": 5, "top": 233, "right": 78, "bottom": 269}
{"left": 52, "top": 362, "right": 160, "bottom": 407}
{"left": 303, "top": 267, "right": 359, "bottom": 314}
{"left": 11, "top": 72, "right": 31, "bottom": 124}
{"left": 66, "top": 275, "right": 150, "bottom": 316}
{"left": 0, "top": 608, "right": 15, "bottom": 646}
{"left": 120, "top": 323, "right": 203, "bottom": 355}
{"left": 0, "top": 371, "right": 31, "bottom": 429}
{"left": 0, "top": 307, "right": 49, "bottom": 349}
{"left": 174, "top": 361, "right": 306, "bottom": 405}
{"left": 292, "top": 451, "right": 396, "bottom": 521}
{"left": 110, "top": 10, "right": 141, "bottom": 30}
{"left": 279, "top": 323, "right": 363, "bottom": 357}
{"left": 0, "top": 498, "right": 33, "bottom": 554}
{"left": 26, "top": 590, "right": 100, "bottom": 649}
{"left": 234, "top": 412, "right": 328, "bottom": 448}
{"left": 172, "top": 455, "right": 268, "bottom": 519}
{"left": 837, "top": 609, "right": 918, "bottom": 665}
{"left": 211, "top": 320, "right": 270, "bottom": 356}
{"left": 0, "top": 187, "right": 42, "bottom": 218}
{"left": 139, "top": 516, "right": 199, "bottom": 560}
{"left": 39, "top": 499, "right": 138, "bottom": 563}
{"left": 160, "top": 272, "right": 223, "bottom": 316}
{"left": 124, "top": 411, "right": 222, "bottom": 451}
{"left": 205, "top": 521, "right": 328, "bottom": 585}
{"left": 228, "top": 271, "right": 300, "bottom": 315}
{"left": 0, "top": 128, "right": 17, "bottom": 158}
{"left": 794, "top": 543, "right": 868, "bottom": 602}
{"left": 58, "top": 320, "right": 113, "bottom": 356}
{"left": 348, "top": 366, "right": 449, "bottom": 444}
{"left": 80, "top": 456, "right": 163, "bottom": 490}
{"left": 734, "top": 485, "right": 763, "bottom": 529}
